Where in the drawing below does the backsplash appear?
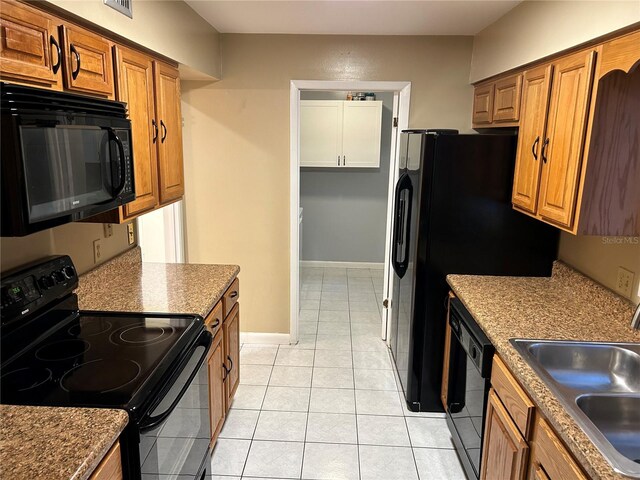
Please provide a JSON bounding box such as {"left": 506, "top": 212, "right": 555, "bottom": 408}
{"left": 558, "top": 232, "right": 640, "bottom": 304}
{"left": 0, "top": 221, "right": 134, "bottom": 275}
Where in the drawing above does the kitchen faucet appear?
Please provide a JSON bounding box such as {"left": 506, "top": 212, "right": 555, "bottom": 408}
{"left": 632, "top": 302, "right": 640, "bottom": 330}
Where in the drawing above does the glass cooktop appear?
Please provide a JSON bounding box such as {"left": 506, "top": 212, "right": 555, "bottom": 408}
{"left": 0, "top": 312, "right": 201, "bottom": 410}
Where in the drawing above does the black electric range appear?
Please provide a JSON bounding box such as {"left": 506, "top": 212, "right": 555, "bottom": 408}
{"left": 1, "top": 256, "right": 213, "bottom": 480}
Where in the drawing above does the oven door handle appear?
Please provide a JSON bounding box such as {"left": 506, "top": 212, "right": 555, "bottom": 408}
{"left": 139, "top": 331, "right": 212, "bottom": 432}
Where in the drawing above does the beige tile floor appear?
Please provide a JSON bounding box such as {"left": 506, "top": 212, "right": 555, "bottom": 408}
{"left": 210, "top": 266, "right": 466, "bottom": 480}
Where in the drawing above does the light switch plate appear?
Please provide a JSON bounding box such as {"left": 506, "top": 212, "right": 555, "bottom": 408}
{"left": 616, "top": 267, "right": 634, "bottom": 298}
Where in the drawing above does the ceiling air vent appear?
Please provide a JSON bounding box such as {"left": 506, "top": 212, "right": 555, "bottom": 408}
{"left": 104, "top": 0, "right": 133, "bottom": 18}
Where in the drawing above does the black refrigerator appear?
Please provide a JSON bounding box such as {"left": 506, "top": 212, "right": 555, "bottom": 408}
{"left": 389, "top": 130, "right": 559, "bottom": 412}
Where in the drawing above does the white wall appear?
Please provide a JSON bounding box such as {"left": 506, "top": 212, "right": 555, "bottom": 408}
{"left": 470, "top": 0, "right": 640, "bottom": 82}
{"left": 300, "top": 91, "right": 393, "bottom": 263}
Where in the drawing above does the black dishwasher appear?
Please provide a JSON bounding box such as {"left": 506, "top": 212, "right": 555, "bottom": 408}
{"left": 445, "top": 298, "right": 494, "bottom": 480}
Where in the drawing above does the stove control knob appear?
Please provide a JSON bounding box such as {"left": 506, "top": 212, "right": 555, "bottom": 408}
{"left": 62, "top": 266, "right": 76, "bottom": 279}
{"left": 39, "top": 276, "right": 55, "bottom": 290}
{"left": 51, "top": 271, "right": 65, "bottom": 283}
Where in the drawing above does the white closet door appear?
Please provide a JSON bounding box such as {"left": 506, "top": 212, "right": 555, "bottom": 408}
{"left": 300, "top": 100, "right": 343, "bottom": 167}
{"left": 342, "top": 101, "right": 383, "bottom": 168}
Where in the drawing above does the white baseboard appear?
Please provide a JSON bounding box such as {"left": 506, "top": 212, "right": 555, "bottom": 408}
{"left": 240, "top": 332, "right": 291, "bottom": 345}
{"left": 300, "top": 260, "right": 384, "bottom": 270}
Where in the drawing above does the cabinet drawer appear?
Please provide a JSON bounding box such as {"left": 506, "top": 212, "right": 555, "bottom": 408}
{"left": 89, "top": 440, "right": 122, "bottom": 480}
{"left": 491, "top": 356, "right": 535, "bottom": 440}
{"left": 205, "top": 300, "right": 223, "bottom": 336}
{"left": 531, "top": 416, "right": 587, "bottom": 480}
{"left": 223, "top": 278, "right": 240, "bottom": 318}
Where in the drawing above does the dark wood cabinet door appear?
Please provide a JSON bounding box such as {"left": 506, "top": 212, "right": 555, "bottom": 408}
{"left": 480, "top": 389, "right": 529, "bottom": 480}
{"left": 537, "top": 50, "right": 596, "bottom": 229}
{"left": 224, "top": 303, "right": 240, "bottom": 412}
{"left": 154, "top": 61, "right": 185, "bottom": 205}
{"left": 0, "top": 0, "right": 62, "bottom": 89}
{"left": 208, "top": 329, "right": 226, "bottom": 446}
{"left": 115, "top": 45, "right": 159, "bottom": 218}
{"left": 472, "top": 83, "right": 494, "bottom": 125}
{"left": 512, "top": 65, "right": 552, "bottom": 214}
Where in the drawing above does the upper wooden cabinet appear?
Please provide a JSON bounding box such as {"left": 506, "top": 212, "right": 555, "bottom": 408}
{"left": 577, "top": 29, "right": 640, "bottom": 236}
{"left": 536, "top": 50, "right": 596, "bottom": 229}
{"left": 472, "top": 83, "right": 494, "bottom": 125}
{"left": 115, "top": 45, "right": 159, "bottom": 219}
{"left": 472, "top": 73, "right": 522, "bottom": 127}
{"left": 512, "top": 50, "right": 595, "bottom": 229}
{"left": 0, "top": 0, "right": 62, "bottom": 90}
{"left": 512, "top": 49, "right": 596, "bottom": 230}
{"left": 60, "top": 24, "right": 114, "bottom": 98}
{"left": 512, "top": 29, "right": 640, "bottom": 235}
{"left": 155, "top": 62, "right": 185, "bottom": 204}
{"left": 512, "top": 65, "right": 552, "bottom": 214}
{"left": 300, "top": 100, "right": 383, "bottom": 168}
{"left": 0, "top": 2, "right": 114, "bottom": 98}
{"left": 494, "top": 74, "right": 523, "bottom": 123}
{"left": 95, "top": 56, "right": 185, "bottom": 223}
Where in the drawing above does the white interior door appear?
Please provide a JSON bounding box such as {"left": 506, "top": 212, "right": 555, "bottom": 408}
{"left": 342, "top": 101, "right": 383, "bottom": 168}
{"left": 381, "top": 94, "right": 400, "bottom": 340}
{"left": 300, "top": 100, "right": 343, "bottom": 167}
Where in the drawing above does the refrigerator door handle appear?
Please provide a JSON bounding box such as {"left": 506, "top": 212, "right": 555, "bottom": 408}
{"left": 391, "top": 174, "right": 413, "bottom": 278}
{"left": 399, "top": 182, "right": 413, "bottom": 271}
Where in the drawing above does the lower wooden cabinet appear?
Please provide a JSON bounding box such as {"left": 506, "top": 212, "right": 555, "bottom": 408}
{"left": 481, "top": 389, "right": 529, "bottom": 480}
{"left": 529, "top": 417, "right": 587, "bottom": 480}
{"left": 204, "top": 278, "right": 240, "bottom": 446}
{"left": 89, "top": 440, "right": 122, "bottom": 480}
{"left": 224, "top": 303, "right": 240, "bottom": 411}
{"left": 207, "top": 328, "right": 226, "bottom": 447}
{"left": 440, "top": 292, "right": 455, "bottom": 410}
{"left": 482, "top": 354, "right": 588, "bottom": 480}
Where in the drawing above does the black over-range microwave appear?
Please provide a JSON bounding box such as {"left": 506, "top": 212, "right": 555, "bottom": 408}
{"left": 1, "top": 82, "right": 135, "bottom": 236}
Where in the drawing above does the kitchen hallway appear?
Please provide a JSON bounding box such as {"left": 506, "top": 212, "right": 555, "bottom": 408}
{"left": 210, "top": 266, "right": 466, "bottom": 479}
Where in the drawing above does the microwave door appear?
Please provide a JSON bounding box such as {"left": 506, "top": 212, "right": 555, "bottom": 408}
{"left": 20, "top": 125, "right": 116, "bottom": 222}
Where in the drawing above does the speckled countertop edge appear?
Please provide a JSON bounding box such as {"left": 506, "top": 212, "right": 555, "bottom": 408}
{"left": 76, "top": 247, "right": 240, "bottom": 318}
{"left": 0, "top": 405, "right": 128, "bottom": 480}
{"left": 447, "top": 262, "right": 638, "bottom": 480}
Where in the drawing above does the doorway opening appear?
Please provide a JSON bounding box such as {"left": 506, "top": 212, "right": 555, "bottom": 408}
{"left": 137, "top": 201, "right": 186, "bottom": 263}
{"left": 290, "top": 80, "right": 411, "bottom": 345}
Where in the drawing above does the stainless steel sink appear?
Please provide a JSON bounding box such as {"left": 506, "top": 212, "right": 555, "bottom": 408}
{"left": 526, "top": 342, "right": 640, "bottom": 392}
{"left": 511, "top": 339, "right": 640, "bottom": 478}
{"left": 576, "top": 394, "right": 640, "bottom": 464}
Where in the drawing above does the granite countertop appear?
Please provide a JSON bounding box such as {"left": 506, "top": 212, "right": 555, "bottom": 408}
{"left": 0, "top": 405, "right": 128, "bottom": 480}
{"left": 76, "top": 247, "right": 240, "bottom": 318}
{"left": 447, "top": 262, "right": 639, "bottom": 480}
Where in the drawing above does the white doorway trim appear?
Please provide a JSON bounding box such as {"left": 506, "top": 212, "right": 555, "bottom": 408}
{"left": 289, "top": 80, "right": 411, "bottom": 345}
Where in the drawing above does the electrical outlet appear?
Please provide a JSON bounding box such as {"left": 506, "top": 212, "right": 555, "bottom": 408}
{"left": 127, "top": 223, "right": 135, "bottom": 245}
{"left": 93, "top": 239, "right": 103, "bottom": 264}
{"left": 103, "top": 223, "right": 113, "bottom": 238}
{"left": 615, "top": 267, "right": 634, "bottom": 298}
